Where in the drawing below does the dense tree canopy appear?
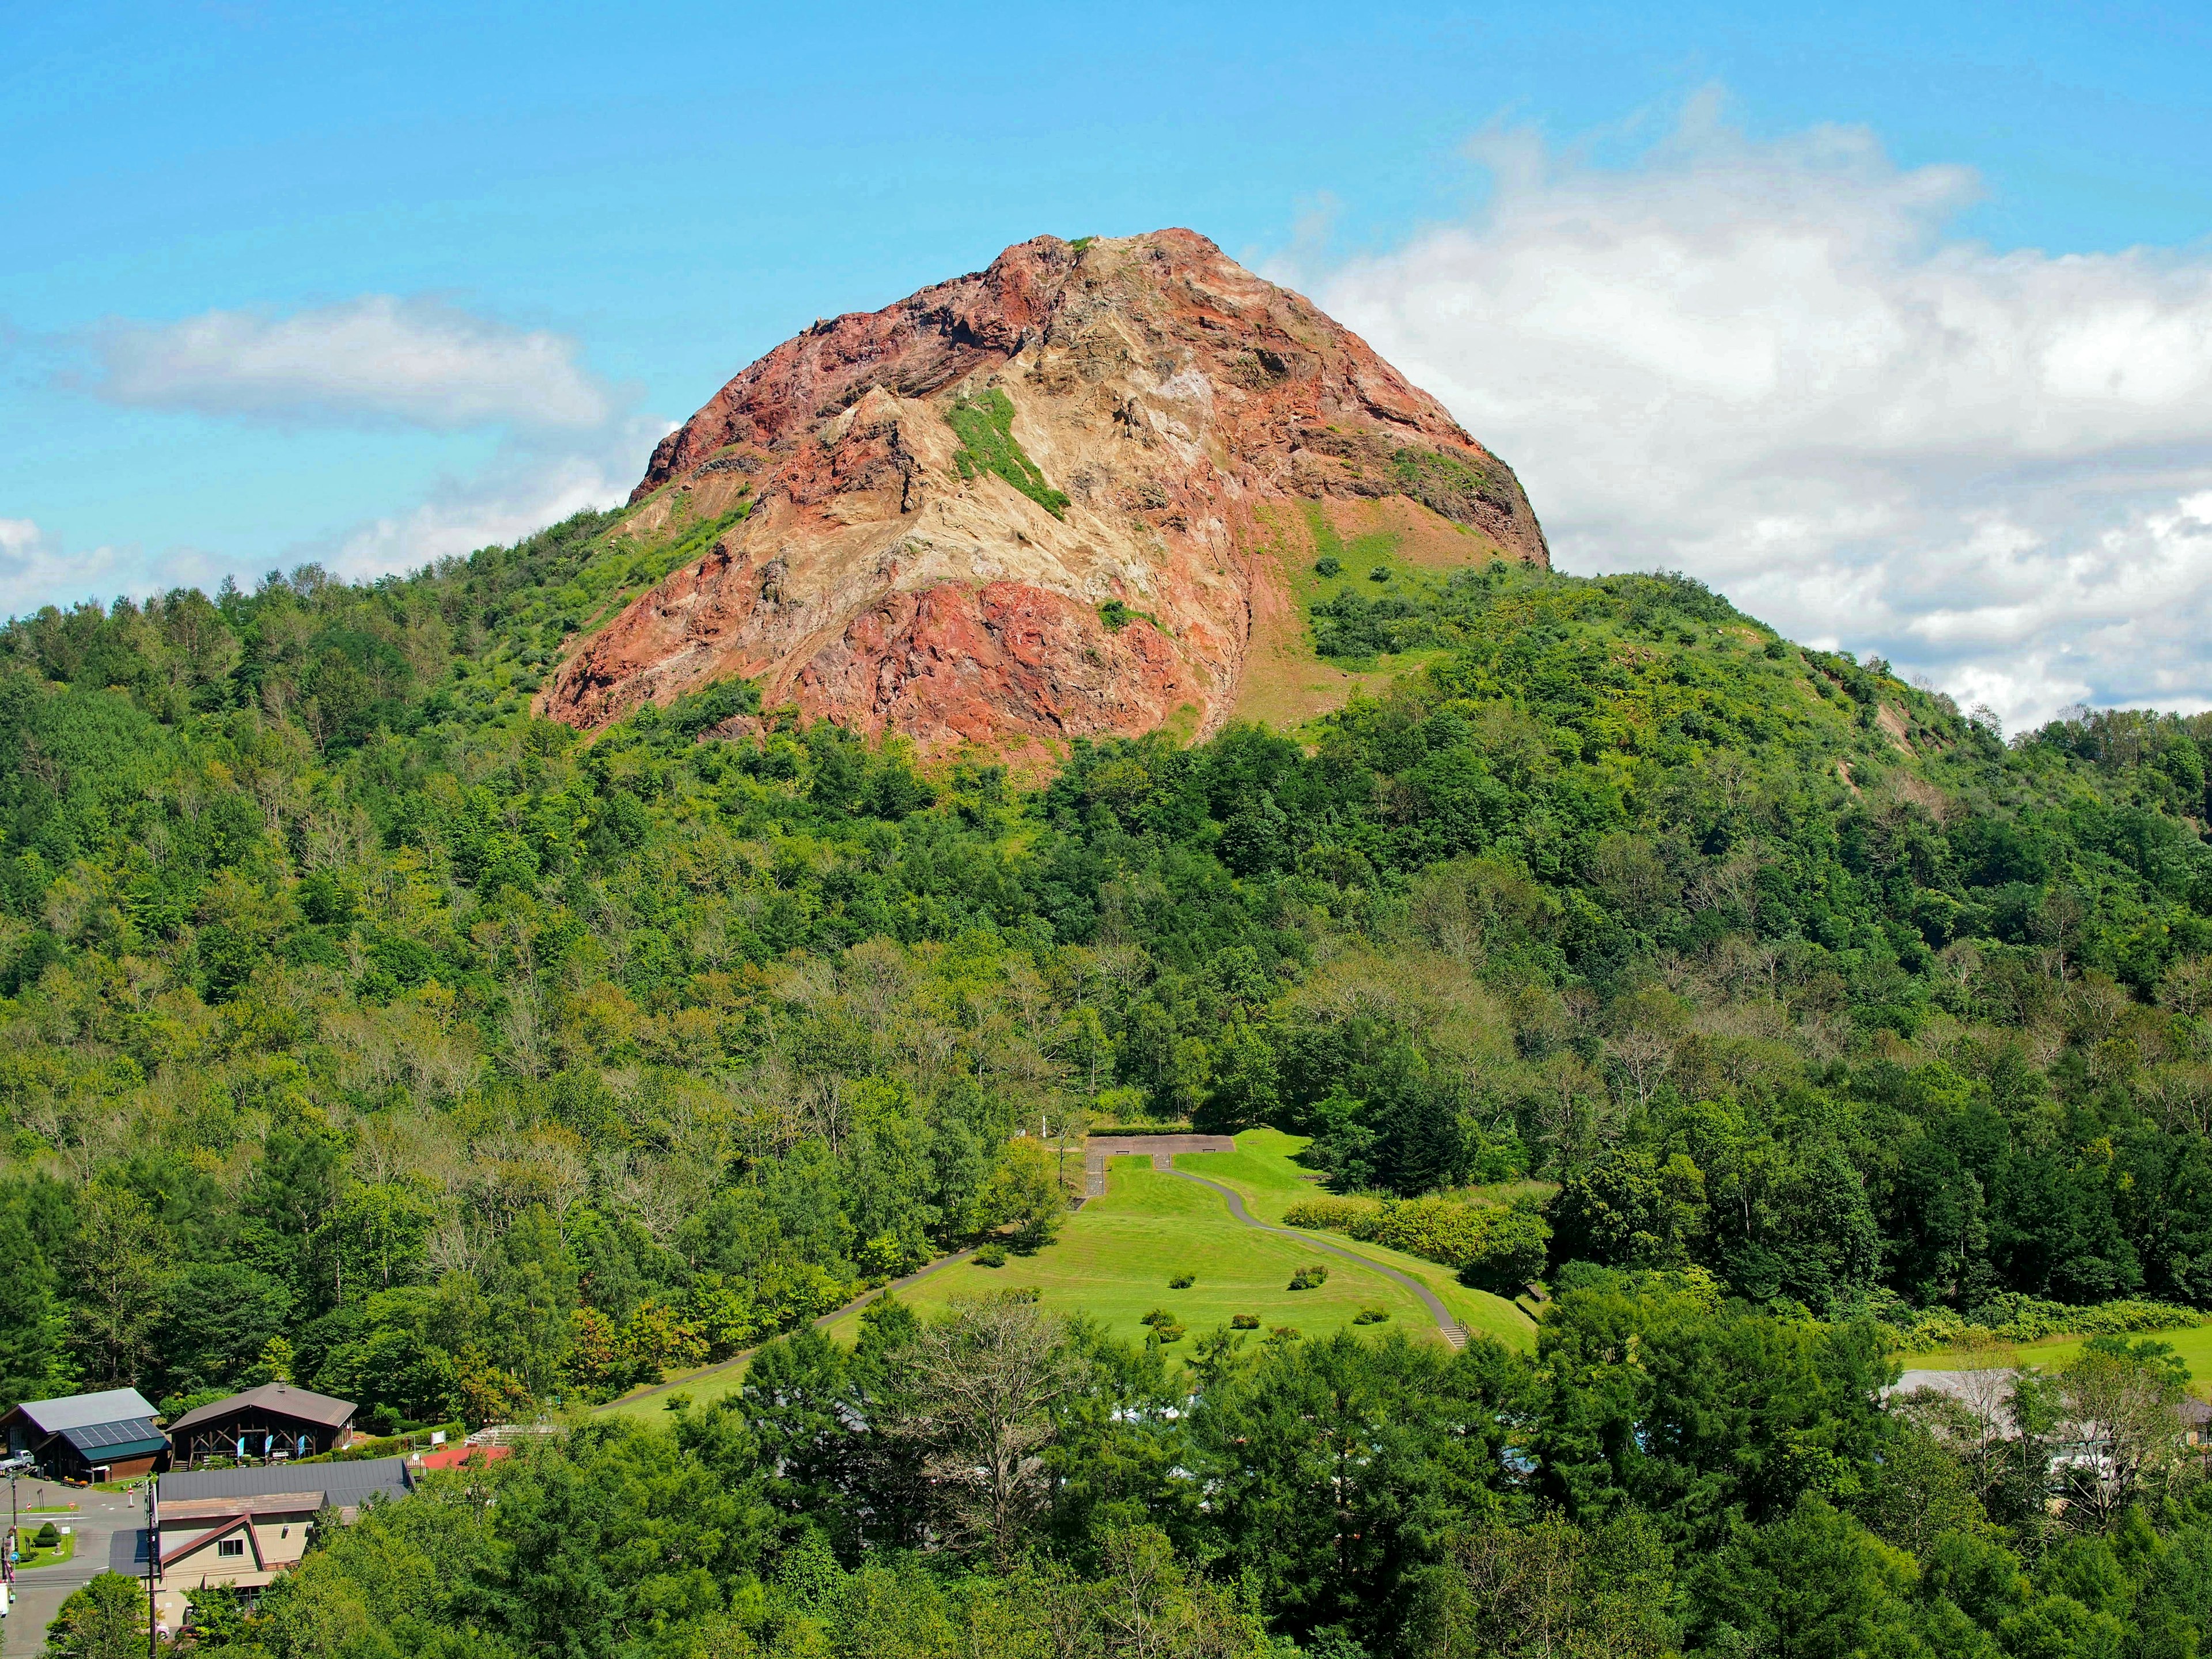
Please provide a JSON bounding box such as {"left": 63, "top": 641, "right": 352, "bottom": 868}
{"left": 11, "top": 509, "right": 2212, "bottom": 1652}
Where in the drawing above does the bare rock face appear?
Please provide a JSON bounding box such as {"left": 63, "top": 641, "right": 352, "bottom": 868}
{"left": 543, "top": 229, "right": 1546, "bottom": 748}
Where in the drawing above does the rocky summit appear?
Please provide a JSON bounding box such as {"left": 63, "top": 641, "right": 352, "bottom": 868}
{"left": 541, "top": 229, "right": 1547, "bottom": 751}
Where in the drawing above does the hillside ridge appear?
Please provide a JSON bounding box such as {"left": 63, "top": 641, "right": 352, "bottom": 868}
{"left": 542, "top": 229, "right": 1546, "bottom": 749}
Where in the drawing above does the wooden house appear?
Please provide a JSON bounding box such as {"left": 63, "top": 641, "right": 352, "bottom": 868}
{"left": 165, "top": 1383, "right": 358, "bottom": 1468}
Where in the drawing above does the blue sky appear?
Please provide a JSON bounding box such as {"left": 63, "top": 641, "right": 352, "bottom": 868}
{"left": 7, "top": 2, "right": 2212, "bottom": 724}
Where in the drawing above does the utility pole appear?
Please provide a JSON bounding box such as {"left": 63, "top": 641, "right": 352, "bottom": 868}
{"left": 144, "top": 1476, "right": 157, "bottom": 1654}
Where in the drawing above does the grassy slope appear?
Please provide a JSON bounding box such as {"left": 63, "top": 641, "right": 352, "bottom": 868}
{"left": 1229, "top": 498, "right": 1486, "bottom": 732}
{"left": 602, "top": 1142, "right": 1533, "bottom": 1420}
{"left": 826, "top": 1153, "right": 1454, "bottom": 1351}
{"left": 1176, "top": 1129, "right": 1536, "bottom": 1352}
{"left": 1895, "top": 1325, "right": 2212, "bottom": 1389}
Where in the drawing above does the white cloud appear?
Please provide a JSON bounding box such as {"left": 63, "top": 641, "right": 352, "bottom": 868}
{"left": 0, "top": 415, "right": 664, "bottom": 619}
{"left": 1277, "top": 95, "right": 2212, "bottom": 730}
{"left": 0, "top": 517, "right": 237, "bottom": 614}
{"left": 321, "top": 419, "right": 665, "bottom": 581}
{"left": 89, "top": 296, "right": 615, "bottom": 431}
{"left": 3, "top": 294, "right": 660, "bottom": 619}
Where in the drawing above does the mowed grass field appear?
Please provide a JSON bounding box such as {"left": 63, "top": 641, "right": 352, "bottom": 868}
{"left": 821, "top": 1153, "right": 1452, "bottom": 1352}
{"left": 1896, "top": 1323, "right": 2212, "bottom": 1389}
{"left": 601, "top": 1130, "right": 1536, "bottom": 1421}
{"left": 1175, "top": 1129, "right": 1535, "bottom": 1352}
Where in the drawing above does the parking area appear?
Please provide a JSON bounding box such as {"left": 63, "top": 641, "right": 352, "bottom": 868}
{"left": 3, "top": 1478, "right": 146, "bottom": 1656}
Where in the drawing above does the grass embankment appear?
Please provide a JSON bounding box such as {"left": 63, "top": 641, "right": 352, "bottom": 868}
{"left": 1175, "top": 1129, "right": 1535, "bottom": 1353}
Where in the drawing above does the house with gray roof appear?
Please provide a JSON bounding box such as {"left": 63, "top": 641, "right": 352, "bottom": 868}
{"left": 0, "top": 1387, "right": 166, "bottom": 1481}
{"left": 111, "top": 1457, "right": 416, "bottom": 1597}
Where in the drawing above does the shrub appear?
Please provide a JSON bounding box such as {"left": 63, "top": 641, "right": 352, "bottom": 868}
{"left": 1368, "top": 566, "right": 1392, "bottom": 582}
{"left": 1168, "top": 1272, "right": 1194, "bottom": 1289}
{"left": 1352, "top": 1308, "right": 1389, "bottom": 1325}
{"left": 1230, "top": 1313, "right": 1260, "bottom": 1330}
{"left": 35, "top": 1522, "right": 61, "bottom": 1547}
{"left": 1285, "top": 1194, "right": 1550, "bottom": 1291}
{"left": 1889, "top": 1292, "right": 2207, "bottom": 1350}
{"left": 1315, "top": 555, "right": 1342, "bottom": 577}
{"left": 1288, "top": 1264, "right": 1330, "bottom": 1291}
{"left": 974, "top": 1243, "right": 1008, "bottom": 1268}
{"left": 1283, "top": 1197, "right": 1380, "bottom": 1233}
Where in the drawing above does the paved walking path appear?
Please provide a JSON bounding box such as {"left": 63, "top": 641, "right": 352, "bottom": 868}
{"left": 1166, "top": 1169, "right": 1470, "bottom": 1350}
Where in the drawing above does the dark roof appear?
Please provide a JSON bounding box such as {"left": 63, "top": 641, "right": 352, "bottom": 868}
{"left": 3, "top": 1388, "right": 158, "bottom": 1434}
{"left": 168, "top": 1383, "right": 358, "bottom": 1434}
{"left": 60, "top": 1416, "right": 166, "bottom": 1459}
{"left": 158, "top": 1456, "right": 411, "bottom": 1510}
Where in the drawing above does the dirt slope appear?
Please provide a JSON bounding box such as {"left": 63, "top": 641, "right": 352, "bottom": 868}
{"left": 543, "top": 229, "right": 1546, "bottom": 749}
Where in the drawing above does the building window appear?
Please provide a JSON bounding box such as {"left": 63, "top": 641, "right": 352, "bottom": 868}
{"left": 218, "top": 1539, "right": 246, "bottom": 1558}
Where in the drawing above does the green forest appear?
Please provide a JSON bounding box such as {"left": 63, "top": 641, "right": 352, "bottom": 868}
{"left": 17, "top": 508, "right": 2212, "bottom": 1657}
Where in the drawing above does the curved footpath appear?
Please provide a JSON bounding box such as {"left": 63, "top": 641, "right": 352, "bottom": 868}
{"left": 1167, "top": 1169, "right": 1471, "bottom": 1350}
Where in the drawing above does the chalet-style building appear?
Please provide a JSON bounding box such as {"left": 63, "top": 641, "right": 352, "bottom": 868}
{"left": 132, "top": 1457, "right": 414, "bottom": 1599}
{"left": 165, "top": 1383, "right": 359, "bottom": 1467}
{"left": 0, "top": 1388, "right": 166, "bottom": 1480}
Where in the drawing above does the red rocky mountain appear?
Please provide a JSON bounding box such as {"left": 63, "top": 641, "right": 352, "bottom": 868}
{"left": 542, "top": 229, "right": 1546, "bottom": 751}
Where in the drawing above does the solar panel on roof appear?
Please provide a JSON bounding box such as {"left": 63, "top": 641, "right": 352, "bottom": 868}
{"left": 60, "top": 1416, "right": 168, "bottom": 1459}
{"left": 64, "top": 1415, "right": 161, "bottom": 1449}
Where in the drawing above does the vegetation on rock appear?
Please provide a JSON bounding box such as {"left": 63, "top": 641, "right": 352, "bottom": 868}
{"left": 8, "top": 513, "right": 2212, "bottom": 1652}
{"left": 946, "top": 388, "right": 1070, "bottom": 520}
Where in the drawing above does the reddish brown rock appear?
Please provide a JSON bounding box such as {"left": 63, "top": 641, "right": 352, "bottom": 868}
{"left": 544, "top": 228, "right": 1546, "bottom": 747}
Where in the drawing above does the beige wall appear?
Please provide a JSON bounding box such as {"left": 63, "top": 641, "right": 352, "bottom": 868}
{"left": 158, "top": 1512, "right": 315, "bottom": 1589}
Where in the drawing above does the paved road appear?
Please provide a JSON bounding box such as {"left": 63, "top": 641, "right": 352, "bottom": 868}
{"left": 1166, "top": 1169, "right": 1469, "bottom": 1349}
{"left": 2, "top": 1479, "right": 145, "bottom": 1656}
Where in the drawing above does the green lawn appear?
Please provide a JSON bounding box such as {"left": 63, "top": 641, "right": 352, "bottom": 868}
{"left": 1176, "top": 1130, "right": 1535, "bottom": 1353}
{"left": 1896, "top": 1324, "right": 2212, "bottom": 1388}
{"left": 821, "top": 1153, "right": 1465, "bottom": 1357}
{"left": 600, "top": 1132, "right": 1536, "bottom": 1422}
{"left": 16, "top": 1530, "right": 76, "bottom": 1570}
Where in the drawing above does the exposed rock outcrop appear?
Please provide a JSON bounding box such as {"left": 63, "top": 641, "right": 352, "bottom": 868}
{"left": 543, "top": 229, "right": 1546, "bottom": 748}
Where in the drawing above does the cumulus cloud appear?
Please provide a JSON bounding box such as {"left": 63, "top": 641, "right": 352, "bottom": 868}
{"left": 0, "top": 517, "right": 237, "bottom": 615}
{"left": 88, "top": 296, "right": 616, "bottom": 430}
{"left": 321, "top": 418, "right": 666, "bottom": 582}
{"left": 1277, "top": 94, "right": 2212, "bottom": 729}
{"left": 4, "top": 294, "right": 660, "bottom": 617}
